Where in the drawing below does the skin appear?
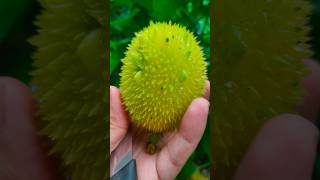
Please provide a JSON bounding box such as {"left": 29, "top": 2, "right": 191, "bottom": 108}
{"left": 0, "top": 77, "right": 62, "bottom": 180}
{"left": 0, "top": 60, "right": 319, "bottom": 180}
{"left": 234, "top": 59, "right": 320, "bottom": 180}
{"left": 110, "top": 81, "right": 210, "bottom": 180}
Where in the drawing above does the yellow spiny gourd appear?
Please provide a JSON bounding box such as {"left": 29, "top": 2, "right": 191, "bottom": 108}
{"left": 30, "top": 0, "right": 107, "bottom": 179}
{"left": 212, "top": 0, "right": 312, "bottom": 179}
{"left": 120, "top": 22, "right": 207, "bottom": 133}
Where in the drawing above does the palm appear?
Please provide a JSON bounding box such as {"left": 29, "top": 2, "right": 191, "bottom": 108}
{"left": 110, "top": 83, "right": 210, "bottom": 180}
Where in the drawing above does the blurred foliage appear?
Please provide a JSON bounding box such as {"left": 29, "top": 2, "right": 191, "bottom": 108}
{"left": 311, "top": 1, "right": 320, "bottom": 180}
{"left": 310, "top": 0, "right": 320, "bottom": 60}
{"left": 30, "top": 0, "right": 108, "bottom": 179}
{"left": 110, "top": 0, "right": 210, "bottom": 179}
{"left": 0, "top": 0, "right": 30, "bottom": 41}
{"left": 212, "top": 0, "right": 312, "bottom": 178}
{"left": 0, "top": 0, "right": 40, "bottom": 83}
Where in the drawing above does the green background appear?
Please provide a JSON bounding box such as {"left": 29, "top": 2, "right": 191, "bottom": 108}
{"left": 1, "top": 0, "right": 320, "bottom": 179}
{"left": 0, "top": 0, "right": 40, "bottom": 83}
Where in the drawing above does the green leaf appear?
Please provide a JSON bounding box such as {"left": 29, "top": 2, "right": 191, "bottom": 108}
{"left": 110, "top": 50, "right": 122, "bottom": 75}
{"left": 203, "top": 0, "right": 210, "bottom": 6}
{"left": 110, "top": 38, "right": 131, "bottom": 49}
{"left": 111, "top": 0, "right": 135, "bottom": 6}
{"left": 176, "top": 153, "right": 197, "bottom": 179}
{"left": 151, "top": 0, "right": 181, "bottom": 20}
{"left": 313, "top": 152, "right": 320, "bottom": 180}
{"left": 0, "top": 0, "right": 32, "bottom": 42}
{"left": 111, "top": 8, "right": 140, "bottom": 27}
{"left": 200, "top": 123, "right": 211, "bottom": 157}
{"left": 135, "top": 0, "right": 153, "bottom": 11}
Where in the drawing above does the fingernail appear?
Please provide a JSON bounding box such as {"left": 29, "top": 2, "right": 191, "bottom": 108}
{"left": 110, "top": 86, "right": 115, "bottom": 102}
{"left": 110, "top": 86, "right": 120, "bottom": 103}
{"left": 200, "top": 97, "right": 210, "bottom": 106}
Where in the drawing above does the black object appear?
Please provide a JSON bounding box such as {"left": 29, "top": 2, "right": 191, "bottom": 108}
{"left": 111, "top": 159, "right": 137, "bottom": 180}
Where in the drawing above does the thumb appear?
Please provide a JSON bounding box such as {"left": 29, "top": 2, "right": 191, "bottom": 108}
{"left": 234, "top": 114, "right": 318, "bottom": 180}
{"left": 110, "top": 86, "right": 129, "bottom": 153}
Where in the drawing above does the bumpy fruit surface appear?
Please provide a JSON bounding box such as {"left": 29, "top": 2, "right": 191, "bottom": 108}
{"left": 30, "top": 0, "right": 107, "bottom": 179}
{"left": 120, "top": 22, "right": 207, "bottom": 133}
{"left": 212, "top": 0, "right": 312, "bottom": 179}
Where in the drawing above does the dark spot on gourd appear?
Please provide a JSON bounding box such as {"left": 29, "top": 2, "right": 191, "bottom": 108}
{"left": 186, "top": 51, "right": 191, "bottom": 58}
{"left": 166, "top": 38, "right": 169, "bottom": 42}
{"left": 180, "top": 70, "right": 188, "bottom": 82}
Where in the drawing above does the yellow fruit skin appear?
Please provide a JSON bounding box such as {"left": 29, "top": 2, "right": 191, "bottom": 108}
{"left": 120, "top": 22, "right": 207, "bottom": 133}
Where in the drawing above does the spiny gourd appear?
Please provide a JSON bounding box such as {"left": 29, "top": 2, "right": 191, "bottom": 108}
{"left": 213, "top": 0, "right": 312, "bottom": 179}
{"left": 30, "top": 0, "right": 107, "bottom": 179}
{"left": 120, "top": 22, "right": 207, "bottom": 133}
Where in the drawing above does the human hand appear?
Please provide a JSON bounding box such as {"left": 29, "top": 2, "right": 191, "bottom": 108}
{"left": 0, "top": 77, "right": 61, "bottom": 180}
{"left": 234, "top": 59, "right": 320, "bottom": 180}
{"left": 110, "top": 81, "right": 210, "bottom": 180}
